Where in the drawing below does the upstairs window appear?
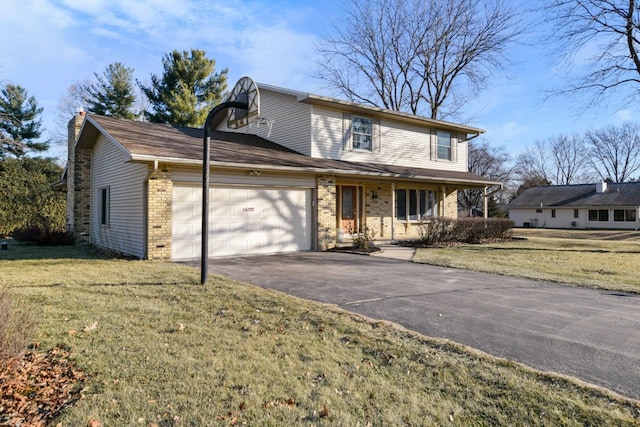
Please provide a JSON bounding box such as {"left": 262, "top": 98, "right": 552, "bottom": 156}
{"left": 352, "top": 117, "right": 372, "bottom": 151}
{"left": 437, "top": 131, "right": 452, "bottom": 160}
{"left": 343, "top": 114, "right": 379, "bottom": 153}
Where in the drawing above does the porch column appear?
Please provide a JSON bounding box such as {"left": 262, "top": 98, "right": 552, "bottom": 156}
{"left": 316, "top": 175, "right": 337, "bottom": 250}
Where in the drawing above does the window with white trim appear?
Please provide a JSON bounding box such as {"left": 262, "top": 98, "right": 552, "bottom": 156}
{"left": 395, "top": 189, "right": 438, "bottom": 221}
{"left": 588, "top": 209, "right": 608, "bottom": 222}
{"left": 344, "top": 114, "right": 379, "bottom": 152}
{"left": 100, "top": 186, "right": 110, "bottom": 226}
{"left": 352, "top": 117, "right": 372, "bottom": 151}
{"left": 437, "top": 131, "right": 452, "bottom": 160}
{"left": 614, "top": 209, "right": 637, "bottom": 222}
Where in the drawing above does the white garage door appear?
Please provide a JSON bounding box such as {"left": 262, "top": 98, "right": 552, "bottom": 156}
{"left": 172, "top": 185, "right": 312, "bottom": 259}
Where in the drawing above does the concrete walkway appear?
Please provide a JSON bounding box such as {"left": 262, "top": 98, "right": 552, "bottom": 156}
{"left": 371, "top": 244, "right": 416, "bottom": 261}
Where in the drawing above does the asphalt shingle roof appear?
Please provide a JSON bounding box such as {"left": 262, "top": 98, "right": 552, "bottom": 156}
{"left": 82, "top": 114, "right": 497, "bottom": 187}
{"left": 507, "top": 183, "right": 640, "bottom": 208}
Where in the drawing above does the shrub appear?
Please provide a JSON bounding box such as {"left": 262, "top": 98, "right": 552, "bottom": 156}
{"left": 0, "top": 157, "right": 66, "bottom": 237}
{"left": 415, "top": 217, "right": 513, "bottom": 246}
{"left": 349, "top": 224, "right": 377, "bottom": 250}
{"left": 12, "top": 226, "right": 75, "bottom": 246}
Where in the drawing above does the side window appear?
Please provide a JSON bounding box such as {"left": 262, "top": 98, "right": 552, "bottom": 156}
{"left": 100, "top": 186, "right": 110, "bottom": 226}
{"left": 437, "top": 131, "right": 452, "bottom": 160}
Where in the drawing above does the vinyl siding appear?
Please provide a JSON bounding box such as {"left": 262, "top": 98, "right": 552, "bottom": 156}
{"left": 217, "top": 88, "right": 312, "bottom": 156}
{"left": 90, "top": 135, "right": 148, "bottom": 257}
{"left": 311, "top": 106, "right": 468, "bottom": 172}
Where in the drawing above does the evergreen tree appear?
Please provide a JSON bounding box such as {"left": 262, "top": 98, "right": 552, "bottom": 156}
{"left": 139, "top": 49, "right": 228, "bottom": 127}
{"left": 0, "top": 84, "right": 46, "bottom": 158}
{"left": 83, "top": 62, "right": 137, "bottom": 119}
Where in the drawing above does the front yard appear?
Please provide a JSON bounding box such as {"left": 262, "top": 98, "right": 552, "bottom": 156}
{"left": 412, "top": 229, "right": 640, "bottom": 293}
{"left": 1, "top": 241, "right": 639, "bottom": 425}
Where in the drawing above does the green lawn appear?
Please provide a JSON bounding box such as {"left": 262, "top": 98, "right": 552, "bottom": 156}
{"left": 412, "top": 231, "right": 640, "bottom": 293}
{"left": 1, "top": 241, "right": 639, "bottom": 425}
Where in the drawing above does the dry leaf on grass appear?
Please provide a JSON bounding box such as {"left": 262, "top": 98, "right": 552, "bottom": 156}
{"left": 0, "top": 347, "right": 85, "bottom": 426}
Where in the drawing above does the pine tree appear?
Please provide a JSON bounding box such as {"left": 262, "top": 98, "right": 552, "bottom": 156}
{"left": 139, "top": 49, "right": 228, "bottom": 127}
{"left": 0, "top": 84, "right": 46, "bottom": 158}
{"left": 83, "top": 62, "right": 137, "bottom": 119}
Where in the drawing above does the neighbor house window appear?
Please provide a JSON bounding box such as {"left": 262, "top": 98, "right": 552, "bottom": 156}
{"left": 588, "top": 209, "right": 608, "bottom": 222}
{"left": 574, "top": 209, "right": 579, "bottom": 218}
{"left": 614, "top": 209, "right": 637, "bottom": 222}
{"left": 551, "top": 209, "right": 556, "bottom": 218}
{"left": 352, "top": 117, "right": 373, "bottom": 151}
{"left": 395, "top": 189, "right": 438, "bottom": 221}
{"left": 100, "top": 186, "right": 110, "bottom": 226}
{"left": 536, "top": 208, "right": 543, "bottom": 213}
{"left": 437, "top": 131, "right": 452, "bottom": 160}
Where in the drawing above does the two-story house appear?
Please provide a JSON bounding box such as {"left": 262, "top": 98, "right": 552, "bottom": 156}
{"left": 63, "top": 82, "right": 498, "bottom": 260}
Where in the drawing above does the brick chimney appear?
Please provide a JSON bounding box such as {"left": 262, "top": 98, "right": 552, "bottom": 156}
{"left": 66, "top": 110, "right": 86, "bottom": 231}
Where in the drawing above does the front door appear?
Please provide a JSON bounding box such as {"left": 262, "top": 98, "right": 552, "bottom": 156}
{"left": 341, "top": 186, "right": 358, "bottom": 233}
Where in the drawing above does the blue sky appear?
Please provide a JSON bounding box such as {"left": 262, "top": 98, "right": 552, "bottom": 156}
{"left": 1, "top": 0, "right": 639, "bottom": 162}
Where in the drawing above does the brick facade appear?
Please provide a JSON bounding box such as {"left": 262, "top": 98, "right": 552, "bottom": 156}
{"left": 363, "top": 182, "right": 393, "bottom": 239}
{"left": 146, "top": 164, "right": 173, "bottom": 260}
{"left": 316, "top": 175, "right": 337, "bottom": 250}
{"left": 72, "top": 148, "right": 92, "bottom": 241}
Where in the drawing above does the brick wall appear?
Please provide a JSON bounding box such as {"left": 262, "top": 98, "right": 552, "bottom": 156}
{"left": 73, "top": 148, "right": 91, "bottom": 241}
{"left": 66, "top": 112, "right": 85, "bottom": 232}
{"left": 146, "top": 164, "right": 173, "bottom": 260}
{"left": 364, "top": 182, "right": 392, "bottom": 239}
{"left": 316, "top": 175, "right": 337, "bottom": 250}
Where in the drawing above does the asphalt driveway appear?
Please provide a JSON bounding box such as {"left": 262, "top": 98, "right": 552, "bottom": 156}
{"left": 201, "top": 252, "right": 640, "bottom": 400}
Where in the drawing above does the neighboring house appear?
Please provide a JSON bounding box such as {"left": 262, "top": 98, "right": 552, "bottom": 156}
{"left": 62, "top": 83, "right": 499, "bottom": 260}
{"left": 507, "top": 182, "right": 640, "bottom": 230}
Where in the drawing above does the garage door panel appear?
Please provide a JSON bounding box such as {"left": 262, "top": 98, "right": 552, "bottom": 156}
{"left": 172, "top": 185, "right": 312, "bottom": 260}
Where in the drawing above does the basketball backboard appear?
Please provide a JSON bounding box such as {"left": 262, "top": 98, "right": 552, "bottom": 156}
{"left": 226, "top": 76, "right": 260, "bottom": 129}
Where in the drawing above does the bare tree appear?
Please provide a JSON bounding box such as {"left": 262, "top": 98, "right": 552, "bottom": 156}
{"left": 549, "top": 134, "right": 589, "bottom": 184}
{"left": 584, "top": 122, "right": 640, "bottom": 182}
{"left": 514, "top": 140, "right": 552, "bottom": 183}
{"left": 458, "top": 139, "right": 512, "bottom": 216}
{"left": 543, "top": 0, "right": 640, "bottom": 103}
{"left": 316, "top": 0, "right": 523, "bottom": 119}
{"left": 515, "top": 135, "right": 590, "bottom": 185}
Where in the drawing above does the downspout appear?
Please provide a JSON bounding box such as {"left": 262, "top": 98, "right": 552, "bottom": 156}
{"left": 143, "top": 161, "right": 159, "bottom": 259}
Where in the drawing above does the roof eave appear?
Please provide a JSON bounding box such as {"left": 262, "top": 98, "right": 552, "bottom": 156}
{"left": 300, "top": 94, "right": 485, "bottom": 136}
{"left": 129, "top": 154, "right": 497, "bottom": 186}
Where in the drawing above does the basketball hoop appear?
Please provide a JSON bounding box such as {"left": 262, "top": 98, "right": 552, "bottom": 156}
{"left": 226, "top": 77, "right": 260, "bottom": 129}
{"left": 200, "top": 76, "right": 261, "bottom": 284}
